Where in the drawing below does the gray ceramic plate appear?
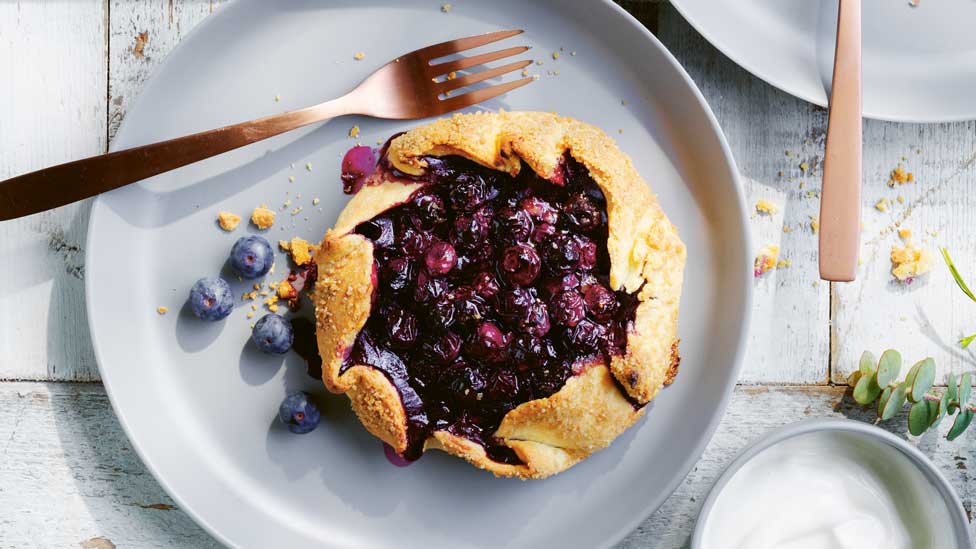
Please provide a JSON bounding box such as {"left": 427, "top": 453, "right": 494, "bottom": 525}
{"left": 85, "top": 1, "right": 751, "bottom": 547}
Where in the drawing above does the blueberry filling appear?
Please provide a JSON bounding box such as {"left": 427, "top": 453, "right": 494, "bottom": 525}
{"left": 340, "top": 151, "right": 641, "bottom": 463}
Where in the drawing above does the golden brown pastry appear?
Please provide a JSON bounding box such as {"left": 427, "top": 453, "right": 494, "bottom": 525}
{"left": 313, "top": 111, "right": 685, "bottom": 479}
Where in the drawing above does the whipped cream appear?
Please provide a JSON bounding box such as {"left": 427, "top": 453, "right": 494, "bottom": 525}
{"left": 700, "top": 431, "right": 957, "bottom": 549}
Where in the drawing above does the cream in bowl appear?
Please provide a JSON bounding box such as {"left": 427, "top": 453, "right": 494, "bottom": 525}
{"left": 693, "top": 419, "right": 971, "bottom": 549}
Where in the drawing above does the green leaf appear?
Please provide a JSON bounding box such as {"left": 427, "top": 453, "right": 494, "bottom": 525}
{"left": 941, "top": 248, "right": 976, "bottom": 304}
{"left": 947, "top": 372, "right": 959, "bottom": 413}
{"left": 881, "top": 383, "right": 908, "bottom": 421}
{"left": 960, "top": 373, "right": 972, "bottom": 407}
{"left": 876, "top": 350, "right": 902, "bottom": 388}
{"left": 910, "top": 358, "right": 936, "bottom": 403}
{"left": 904, "top": 361, "right": 923, "bottom": 402}
{"left": 853, "top": 373, "right": 883, "bottom": 404}
{"left": 859, "top": 351, "right": 877, "bottom": 376}
{"left": 931, "top": 393, "right": 949, "bottom": 427}
{"left": 947, "top": 409, "right": 974, "bottom": 441}
{"left": 961, "top": 334, "right": 976, "bottom": 349}
{"left": 847, "top": 370, "right": 862, "bottom": 387}
{"left": 878, "top": 386, "right": 893, "bottom": 417}
{"left": 909, "top": 401, "right": 932, "bottom": 436}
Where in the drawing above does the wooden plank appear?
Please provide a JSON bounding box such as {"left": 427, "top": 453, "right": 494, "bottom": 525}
{"left": 832, "top": 120, "right": 976, "bottom": 384}
{"left": 655, "top": 6, "right": 831, "bottom": 383}
{"left": 108, "top": 0, "right": 226, "bottom": 141}
{"left": 0, "top": 0, "right": 106, "bottom": 381}
{"left": 1, "top": 382, "right": 971, "bottom": 546}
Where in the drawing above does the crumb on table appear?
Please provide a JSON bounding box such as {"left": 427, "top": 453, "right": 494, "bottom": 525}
{"left": 898, "top": 228, "right": 912, "bottom": 241}
{"left": 810, "top": 216, "right": 820, "bottom": 234}
{"left": 251, "top": 205, "right": 275, "bottom": 230}
{"left": 755, "top": 199, "right": 778, "bottom": 215}
{"left": 353, "top": 52, "right": 365, "bottom": 60}
{"left": 890, "top": 242, "right": 933, "bottom": 283}
{"left": 888, "top": 165, "right": 913, "bottom": 187}
{"left": 754, "top": 244, "right": 780, "bottom": 277}
{"left": 441, "top": 3, "right": 452, "bottom": 12}
{"left": 349, "top": 125, "right": 360, "bottom": 138}
{"left": 282, "top": 236, "right": 315, "bottom": 265}
{"left": 875, "top": 198, "right": 890, "bottom": 212}
{"left": 217, "top": 211, "right": 241, "bottom": 231}
{"left": 156, "top": 306, "right": 168, "bottom": 315}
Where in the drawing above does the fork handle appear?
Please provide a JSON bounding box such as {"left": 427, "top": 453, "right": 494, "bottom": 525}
{"left": 819, "top": 0, "right": 862, "bottom": 282}
{"left": 0, "top": 97, "right": 352, "bottom": 221}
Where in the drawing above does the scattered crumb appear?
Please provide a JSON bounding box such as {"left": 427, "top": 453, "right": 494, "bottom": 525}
{"left": 552, "top": 51, "right": 560, "bottom": 60}
{"left": 305, "top": 162, "right": 313, "bottom": 171}
{"left": 810, "top": 216, "right": 820, "bottom": 234}
{"left": 251, "top": 206, "right": 275, "bottom": 230}
{"left": 156, "top": 306, "right": 168, "bottom": 315}
{"left": 785, "top": 150, "right": 793, "bottom": 157}
{"left": 274, "top": 94, "right": 281, "bottom": 102}
{"left": 288, "top": 175, "right": 295, "bottom": 183}
{"left": 349, "top": 125, "right": 360, "bottom": 138}
{"left": 782, "top": 226, "right": 792, "bottom": 233}
{"left": 441, "top": 3, "right": 452, "bottom": 12}
{"left": 521, "top": 69, "right": 529, "bottom": 77}
{"left": 447, "top": 71, "right": 457, "bottom": 80}
{"left": 570, "top": 51, "right": 577, "bottom": 56}
{"left": 777, "top": 170, "right": 784, "bottom": 178}
{"left": 755, "top": 199, "right": 779, "bottom": 215}
{"left": 282, "top": 199, "right": 292, "bottom": 209}
{"left": 531, "top": 74, "right": 540, "bottom": 81}
{"left": 776, "top": 258, "right": 792, "bottom": 269}
{"left": 291, "top": 206, "right": 303, "bottom": 216}
{"left": 621, "top": 99, "right": 628, "bottom": 106}
{"left": 898, "top": 228, "right": 913, "bottom": 241}
{"left": 536, "top": 60, "right": 544, "bottom": 66}
{"left": 217, "top": 211, "right": 241, "bottom": 231}
{"left": 133, "top": 31, "right": 149, "bottom": 59}
{"left": 354, "top": 52, "right": 365, "bottom": 60}
{"left": 754, "top": 244, "right": 780, "bottom": 278}
{"left": 812, "top": 280, "right": 820, "bottom": 288}
{"left": 283, "top": 237, "right": 315, "bottom": 265}
{"left": 891, "top": 243, "right": 933, "bottom": 283}
{"left": 799, "top": 162, "right": 808, "bottom": 172}
{"left": 618, "top": 128, "right": 624, "bottom": 134}
{"left": 277, "top": 280, "right": 298, "bottom": 300}
{"left": 875, "top": 198, "right": 890, "bottom": 212}
{"left": 897, "top": 195, "right": 905, "bottom": 204}
{"left": 888, "top": 165, "right": 913, "bottom": 187}
{"left": 246, "top": 311, "right": 255, "bottom": 319}
{"left": 312, "top": 197, "right": 320, "bottom": 205}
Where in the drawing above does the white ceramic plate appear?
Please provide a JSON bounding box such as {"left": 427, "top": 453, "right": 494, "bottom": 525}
{"left": 670, "top": 0, "right": 976, "bottom": 122}
{"left": 86, "top": 1, "right": 751, "bottom": 547}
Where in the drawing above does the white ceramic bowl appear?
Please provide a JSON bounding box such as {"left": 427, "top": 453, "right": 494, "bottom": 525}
{"left": 692, "top": 418, "right": 973, "bottom": 549}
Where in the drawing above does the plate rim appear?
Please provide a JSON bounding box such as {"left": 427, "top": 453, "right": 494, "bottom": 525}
{"left": 84, "top": 1, "right": 753, "bottom": 546}
{"left": 669, "top": 0, "right": 976, "bottom": 123}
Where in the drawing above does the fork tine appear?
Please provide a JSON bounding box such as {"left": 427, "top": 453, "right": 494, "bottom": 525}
{"left": 412, "top": 29, "right": 524, "bottom": 62}
{"left": 438, "top": 60, "right": 533, "bottom": 93}
{"left": 430, "top": 46, "right": 530, "bottom": 77}
{"left": 435, "top": 77, "right": 536, "bottom": 114}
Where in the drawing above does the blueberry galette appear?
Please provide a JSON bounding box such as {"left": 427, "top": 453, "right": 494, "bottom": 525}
{"left": 313, "top": 111, "right": 685, "bottom": 479}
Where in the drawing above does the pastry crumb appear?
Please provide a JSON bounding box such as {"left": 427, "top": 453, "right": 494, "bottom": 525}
{"left": 782, "top": 225, "right": 792, "bottom": 233}
{"left": 755, "top": 199, "right": 779, "bottom": 215}
{"left": 799, "top": 162, "right": 808, "bottom": 172}
{"left": 285, "top": 237, "right": 315, "bottom": 265}
{"left": 156, "top": 306, "right": 168, "bottom": 315}
{"left": 875, "top": 198, "right": 890, "bottom": 212}
{"left": 521, "top": 69, "right": 529, "bottom": 77}
{"left": 246, "top": 311, "right": 255, "bottom": 319}
{"left": 353, "top": 52, "right": 365, "bottom": 60}
{"left": 251, "top": 206, "right": 275, "bottom": 230}
{"left": 312, "top": 197, "right": 320, "bottom": 205}
{"left": 810, "top": 216, "right": 820, "bottom": 234}
{"left": 441, "top": 3, "right": 452, "bottom": 12}
{"left": 754, "top": 244, "right": 780, "bottom": 277}
{"left": 776, "top": 258, "right": 791, "bottom": 269}
{"left": 536, "top": 60, "right": 544, "bottom": 66}
{"left": 217, "top": 211, "right": 241, "bottom": 231}
{"left": 277, "top": 280, "right": 298, "bottom": 300}
{"left": 305, "top": 162, "right": 313, "bottom": 171}
{"left": 133, "top": 31, "right": 149, "bottom": 59}
{"left": 349, "top": 125, "right": 360, "bottom": 138}
{"left": 552, "top": 51, "right": 560, "bottom": 60}
{"left": 274, "top": 94, "right": 281, "bottom": 102}
{"left": 891, "top": 243, "right": 933, "bottom": 283}
{"left": 570, "top": 51, "right": 577, "bottom": 56}
{"left": 898, "top": 228, "right": 913, "bottom": 241}
{"left": 888, "top": 165, "right": 913, "bottom": 187}
{"left": 291, "top": 206, "right": 303, "bottom": 216}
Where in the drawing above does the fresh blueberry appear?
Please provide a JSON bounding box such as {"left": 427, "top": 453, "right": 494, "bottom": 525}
{"left": 230, "top": 235, "right": 274, "bottom": 279}
{"left": 251, "top": 313, "right": 294, "bottom": 354}
{"left": 188, "top": 277, "right": 234, "bottom": 321}
{"left": 278, "top": 391, "right": 321, "bottom": 434}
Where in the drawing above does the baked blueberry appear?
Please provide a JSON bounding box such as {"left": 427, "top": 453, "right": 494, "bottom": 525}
{"left": 251, "top": 313, "right": 294, "bottom": 354}
{"left": 499, "top": 243, "right": 542, "bottom": 287}
{"left": 188, "top": 277, "right": 234, "bottom": 321}
{"left": 230, "top": 236, "right": 274, "bottom": 279}
{"left": 424, "top": 241, "right": 457, "bottom": 275}
{"left": 278, "top": 392, "right": 321, "bottom": 434}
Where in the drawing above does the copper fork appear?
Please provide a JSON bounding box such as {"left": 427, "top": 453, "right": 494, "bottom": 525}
{"left": 0, "top": 30, "right": 533, "bottom": 221}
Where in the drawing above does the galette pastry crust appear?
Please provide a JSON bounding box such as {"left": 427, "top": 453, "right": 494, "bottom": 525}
{"left": 314, "top": 111, "right": 685, "bottom": 479}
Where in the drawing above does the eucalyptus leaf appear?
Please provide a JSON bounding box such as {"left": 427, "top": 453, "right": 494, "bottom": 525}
{"left": 847, "top": 370, "right": 862, "bottom": 387}
{"left": 948, "top": 373, "right": 959, "bottom": 413}
{"left": 908, "top": 401, "right": 932, "bottom": 436}
{"left": 881, "top": 383, "right": 908, "bottom": 421}
{"left": 962, "top": 334, "right": 976, "bottom": 349}
{"left": 941, "top": 248, "right": 976, "bottom": 304}
{"left": 876, "top": 350, "right": 902, "bottom": 388}
{"left": 853, "top": 373, "right": 883, "bottom": 405}
{"left": 859, "top": 350, "right": 877, "bottom": 376}
{"left": 904, "top": 361, "right": 923, "bottom": 403}
{"left": 910, "top": 358, "right": 936, "bottom": 403}
{"left": 928, "top": 398, "right": 944, "bottom": 428}
{"left": 878, "top": 386, "right": 893, "bottom": 418}
{"left": 947, "top": 409, "right": 974, "bottom": 441}
{"left": 960, "top": 373, "right": 972, "bottom": 408}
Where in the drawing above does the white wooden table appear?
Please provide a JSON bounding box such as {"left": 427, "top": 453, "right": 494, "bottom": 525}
{"left": 2, "top": 2, "right": 974, "bottom": 546}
